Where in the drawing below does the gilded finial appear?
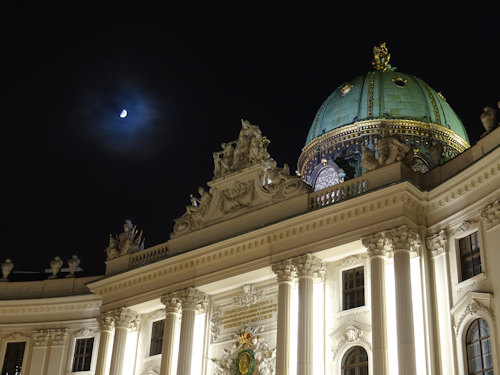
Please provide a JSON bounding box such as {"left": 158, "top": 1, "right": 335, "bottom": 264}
{"left": 372, "top": 42, "right": 392, "bottom": 71}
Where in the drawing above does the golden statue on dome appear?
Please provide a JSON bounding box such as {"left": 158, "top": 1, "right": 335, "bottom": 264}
{"left": 372, "top": 42, "right": 392, "bottom": 71}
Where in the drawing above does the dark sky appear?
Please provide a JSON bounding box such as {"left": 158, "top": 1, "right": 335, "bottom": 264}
{"left": 2, "top": 4, "right": 499, "bottom": 275}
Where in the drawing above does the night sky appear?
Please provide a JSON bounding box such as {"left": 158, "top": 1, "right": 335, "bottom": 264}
{"left": 2, "top": 5, "right": 499, "bottom": 276}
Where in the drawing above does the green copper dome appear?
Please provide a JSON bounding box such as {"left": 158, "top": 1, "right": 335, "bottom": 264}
{"left": 305, "top": 70, "right": 470, "bottom": 145}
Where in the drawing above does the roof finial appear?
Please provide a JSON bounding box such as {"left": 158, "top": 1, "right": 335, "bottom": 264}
{"left": 372, "top": 42, "right": 391, "bottom": 71}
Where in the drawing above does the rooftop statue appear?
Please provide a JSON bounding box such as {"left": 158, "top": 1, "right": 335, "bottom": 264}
{"left": 105, "top": 219, "right": 145, "bottom": 260}
{"left": 212, "top": 119, "right": 272, "bottom": 179}
{"left": 48, "top": 256, "right": 63, "bottom": 279}
{"left": 66, "top": 255, "right": 80, "bottom": 278}
{"left": 480, "top": 104, "right": 498, "bottom": 137}
{"left": 1, "top": 258, "right": 14, "bottom": 281}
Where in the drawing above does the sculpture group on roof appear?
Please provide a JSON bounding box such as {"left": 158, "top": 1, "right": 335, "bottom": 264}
{"left": 105, "top": 219, "right": 145, "bottom": 260}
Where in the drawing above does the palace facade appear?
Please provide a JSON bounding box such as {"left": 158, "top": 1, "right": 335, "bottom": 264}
{"left": 1, "top": 46, "right": 499, "bottom": 375}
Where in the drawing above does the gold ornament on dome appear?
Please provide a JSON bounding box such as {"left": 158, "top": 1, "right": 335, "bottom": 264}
{"left": 372, "top": 42, "right": 391, "bottom": 71}
{"left": 340, "top": 83, "right": 353, "bottom": 96}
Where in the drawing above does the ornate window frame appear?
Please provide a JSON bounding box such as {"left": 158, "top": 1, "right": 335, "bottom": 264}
{"left": 451, "top": 292, "right": 498, "bottom": 375}
{"left": 0, "top": 332, "right": 30, "bottom": 374}
{"left": 449, "top": 221, "right": 487, "bottom": 290}
{"left": 330, "top": 321, "right": 372, "bottom": 375}
{"left": 65, "top": 328, "right": 100, "bottom": 374}
{"left": 336, "top": 255, "right": 369, "bottom": 316}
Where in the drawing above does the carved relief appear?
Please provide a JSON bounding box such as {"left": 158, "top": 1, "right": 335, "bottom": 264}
{"left": 426, "top": 230, "right": 448, "bottom": 257}
{"left": 210, "top": 305, "right": 222, "bottom": 343}
{"left": 480, "top": 199, "right": 500, "bottom": 230}
{"left": 453, "top": 298, "right": 495, "bottom": 335}
{"left": 331, "top": 324, "right": 371, "bottom": 359}
{"left": 234, "top": 284, "right": 264, "bottom": 307}
{"left": 219, "top": 180, "right": 255, "bottom": 214}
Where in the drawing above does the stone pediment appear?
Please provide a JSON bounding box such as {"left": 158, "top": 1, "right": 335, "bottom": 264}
{"left": 169, "top": 120, "right": 310, "bottom": 254}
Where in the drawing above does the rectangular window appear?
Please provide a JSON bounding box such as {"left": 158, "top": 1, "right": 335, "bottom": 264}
{"left": 1, "top": 341, "right": 26, "bottom": 375}
{"left": 149, "top": 319, "right": 165, "bottom": 356}
{"left": 343, "top": 266, "right": 365, "bottom": 310}
{"left": 72, "top": 337, "right": 94, "bottom": 372}
{"left": 459, "top": 232, "right": 482, "bottom": 281}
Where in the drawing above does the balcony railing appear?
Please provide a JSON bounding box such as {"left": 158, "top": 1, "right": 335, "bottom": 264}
{"left": 310, "top": 177, "right": 367, "bottom": 209}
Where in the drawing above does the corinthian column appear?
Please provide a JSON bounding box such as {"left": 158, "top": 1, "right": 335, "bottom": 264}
{"left": 109, "top": 307, "right": 139, "bottom": 375}
{"left": 362, "top": 232, "right": 390, "bottom": 375}
{"left": 427, "top": 230, "right": 456, "bottom": 374}
{"left": 293, "top": 253, "right": 324, "bottom": 375}
{"left": 176, "top": 288, "right": 208, "bottom": 375}
{"left": 386, "top": 225, "right": 419, "bottom": 375}
{"left": 160, "top": 293, "right": 182, "bottom": 375}
{"left": 272, "top": 259, "right": 298, "bottom": 375}
{"left": 95, "top": 312, "right": 115, "bottom": 375}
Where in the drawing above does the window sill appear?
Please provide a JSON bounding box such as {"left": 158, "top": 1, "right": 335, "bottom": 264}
{"left": 337, "top": 305, "right": 368, "bottom": 317}
{"left": 456, "top": 272, "right": 486, "bottom": 289}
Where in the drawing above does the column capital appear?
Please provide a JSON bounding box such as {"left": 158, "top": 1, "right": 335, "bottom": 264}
{"left": 179, "top": 287, "right": 208, "bottom": 313}
{"left": 272, "top": 259, "right": 298, "bottom": 282}
{"left": 362, "top": 232, "right": 390, "bottom": 257}
{"left": 110, "top": 307, "right": 139, "bottom": 330}
{"left": 385, "top": 225, "right": 421, "bottom": 254}
{"left": 98, "top": 311, "right": 115, "bottom": 331}
{"left": 32, "top": 329, "right": 50, "bottom": 347}
{"left": 49, "top": 328, "right": 68, "bottom": 346}
{"left": 161, "top": 292, "right": 183, "bottom": 314}
{"left": 426, "top": 230, "right": 448, "bottom": 257}
{"left": 293, "top": 253, "right": 324, "bottom": 279}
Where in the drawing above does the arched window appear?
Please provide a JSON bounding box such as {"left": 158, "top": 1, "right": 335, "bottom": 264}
{"left": 466, "top": 318, "right": 493, "bottom": 374}
{"left": 314, "top": 167, "right": 341, "bottom": 191}
{"left": 342, "top": 346, "right": 368, "bottom": 375}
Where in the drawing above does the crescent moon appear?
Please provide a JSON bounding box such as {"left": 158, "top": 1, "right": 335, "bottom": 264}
{"left": 120, "top": 109, "right": 128, "bottom": 118}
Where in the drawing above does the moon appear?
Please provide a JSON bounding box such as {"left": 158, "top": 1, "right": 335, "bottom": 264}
{"left": 120, "top": 109, "right": 127, "bottom": 118}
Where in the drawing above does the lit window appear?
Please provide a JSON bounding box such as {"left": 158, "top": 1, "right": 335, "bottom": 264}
{"left": 343, "top": 266, "right": 365, "bottom": 310}
{"left": 314, "top": 167, "right": 341, "bottom": 191}
{"left": 72, "top": 337, "right": 94, "bottom": 372}
{"left": 466, "top": 318, "right": 493, "bottom": 375}
{"left": 1, "top": 342, "right": 25, "bottom": 375}
{"left": 342, "top": 346, "right": 368, "bottom": 375}
{"left": 459, "top": 232, "right": 482, "bottom": 281}
{"left": 149, "top": 319, "right": 165, "bottom": 356}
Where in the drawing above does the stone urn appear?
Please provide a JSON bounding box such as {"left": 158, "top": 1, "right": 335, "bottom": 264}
{"left": 48, "top": 256, "right": 63, "bottom": 279}
{"left": 1, "top": 259, "right": 14, "bottom": 281}
{"left": 66, "top": 255, "right": 80, "bottom": 278}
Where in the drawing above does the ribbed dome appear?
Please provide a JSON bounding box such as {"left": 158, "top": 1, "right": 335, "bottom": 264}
{"left": 305, "top": 71, "right": 469, "bottom": 146}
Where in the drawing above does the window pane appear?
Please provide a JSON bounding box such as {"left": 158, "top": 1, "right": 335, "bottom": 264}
{"left": 1, "top": 342, "right": 26, "bottom": 375}
{"left": 150, "top": 319, "right": 165, "bottom": 356}
{"left": 72, "top": 337, "right": 94, "bottom": 372}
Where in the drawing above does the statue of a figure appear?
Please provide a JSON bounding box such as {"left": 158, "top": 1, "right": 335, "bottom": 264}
{"left": 213, "top": 142, "right": 235, "bottom": 179}
{"left": 360, "top": 145, "right": 379, "bottom": 171}
{"left": 429, "top": 139, "right": 443, "bottom": 165}
{"left": 233, "top": 119, "right": 264, "bottom": 169}
{"left": 186, "top": 187, "right": 212, "bottom": 217}
{"left": 1, "top": 259, "right": 14, "bottom": 281}
{"left": 105, "top": 219, "right": 145, "bottom": 260}
{"left": 263, "top": 163, "right": 290, "bottom": 185}
{"left": 48, "top": 256, "right": 63, "bottom": 279}
{"left": 377, "top": 124, "right": 412, "bottom": 166}
{"left": 66, "top": 255, "right": 80, "bottom": 278}
{"left": 480, "top": 106, "right": 497, "bottom": 136}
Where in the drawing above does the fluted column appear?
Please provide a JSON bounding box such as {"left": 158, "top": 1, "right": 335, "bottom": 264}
{"left": 272, "top": 259, "right": 298, "bottom": 375}
{"left": 95, "top": 312, "right": 115, "bottom": 375}
{"left": 362, "top": 232, "right": 390, "bottom": 375}
{"left": 427, "top": 230, "right": 456, "bottom": 374}
{"left": 293, "top": 253, "right": 324, "bottom": 375}
{"left": 386, "top": 225, "right": 419, "bottom": 375}
{"left": 160, "top": 293, "right": 182, "bottom": 375}
{"left": 176, "top": 288, "right": 208, "bottom": 375}
{"left": 109, "top": 308, "right": 139, "bottom": 375}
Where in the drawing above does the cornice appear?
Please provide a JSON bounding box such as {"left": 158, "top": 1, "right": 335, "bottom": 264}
{"left": 0, "top": 294, "right": 101, "bottom": 315}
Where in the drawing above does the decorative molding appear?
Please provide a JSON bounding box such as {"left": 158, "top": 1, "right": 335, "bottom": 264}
{"left": 331, "top": 324, "right": 372, "bottom": 359}
{"left": 148, "top": 308, "right": 166, "bottom": 320}
{"left": 362, "top": 232, "right": 390, "bottom": 257}
{"left": 179, "top": 288, "right": 208, "bottom": 313}
{"left": 233, "top": 284, "right": 264, "bottom": 307}
{"left": 5, "top": 331, "right": 28, "bottom": 340}
{"left": 219, "top": 180, "right": 255, "bottom": 214}
{"left": 480, "top": 199, "right": 500, "bottom": 230}
{"left": 272, "top": 259, "right": 297, "bottom": 283}
{"left": 454, "top": 220, "right": 477, "bottom": 235}
{"left": 385, "top": 225, "right": 421, "bottom": 255}
{"left": 339, "top": 255, "right": 361, "bottom": 267}
{"left": 32, "top": 330, "right": 50, "bottom": 347}
{"left": 0, "top": 300, "right": 101, "bottom": 315}
{"left": 426, "top": 230, "right": 448, "bottom": 257}
{"left": 454, "top": 298, "right": 495, "bottom": 335}
{"left": 98, "top": 311, "right": 115, "bottom": 331}
{"left": 293, "top": 253, "right": 324, "bottom": 279}
{"left": 50, "top": 328, "right": 68, "bottom": 346}
{"left": 209, "top": 305, "right": 221, "bottom": 343}
{"left": 75, "top": 327, "right": 94, "bottom": 337}
{"left": 161, "top": 293, "right": 183, "bottom": 314}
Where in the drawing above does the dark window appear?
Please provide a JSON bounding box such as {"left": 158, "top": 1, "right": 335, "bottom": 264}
{"left": 459, "top": 232, "right": 482, "bottom": 281}
{"left": 1, "top": 341, "right": 26, "bottom": 375}
{"left": 149, "top": 319, "right": 165, "bottom": 356}
{"left": 343, "top": 266, "right": 365, "bottom": 310}
{"left": 466, "top": 318, "right": 493, "bottom": 375}
{"left": 342, "top": 346, "right": 369, "bottom": 375}
{"left": 72, "top": 337, "right": 94, "bottom": 372}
